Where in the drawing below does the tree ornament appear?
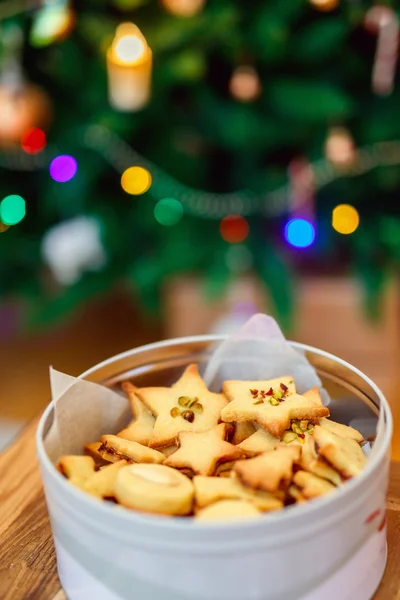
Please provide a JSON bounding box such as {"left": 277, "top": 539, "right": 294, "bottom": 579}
{"left": 107, "top": 23, "right": 152, "bottom": 112}
{"left": 324, "top": 127, "right": 355, "bottom": 167}
{"left": 229, "top": 66, "right": 261, "bottom": 103}
{"left": 0, "top": 84, "right": 52, "bottom": 148}
{"left": 0, "top": 23, "right": 52, "bottom": 147}
{"left": 30, "top": 0, "right": 75, "bottom": 48}
{"left": 364, "top": 5, "right": 399, "bottom": 96}
{"left": 41, "top": 217, "right": 107, "bottom": 286}
{"left": 309, "top": 0, "right": 339, "bottom": 11}
{"left": 160, "top": 0, "right": 206, "bottom": 18}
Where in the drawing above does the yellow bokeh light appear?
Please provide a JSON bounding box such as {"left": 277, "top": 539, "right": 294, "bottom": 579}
{"left": 332, "top": 204, "right": 360, "bottom": 235}
{"left": 115, "top": 35, "right": 145, "bottom": 63}
{"left": 121, "top": 166, "right": 152, "bottom": 195}
{"left": 309, "top": 0, "right": 339, "bottom": 11}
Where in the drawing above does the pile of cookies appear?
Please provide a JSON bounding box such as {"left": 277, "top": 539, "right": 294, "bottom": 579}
{"left": 57, "top": 364, "right": 367, "bottom": 522}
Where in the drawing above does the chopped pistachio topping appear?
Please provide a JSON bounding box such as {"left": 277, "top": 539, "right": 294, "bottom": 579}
{"left": 170, "top": 407, "right": 181, "bottom": 418}
{"left": 178, "top": 396, "right": 191, "bottom": 407}
{"left": 182, "top": 409, "right": 195, "bottom": 423}
{"left": 269, "top": 397, "right": 280, "bottom": 406}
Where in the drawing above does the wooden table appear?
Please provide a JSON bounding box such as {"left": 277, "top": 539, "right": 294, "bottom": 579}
{"left": 1, "top": 419, "right": 400, "bottom": 600}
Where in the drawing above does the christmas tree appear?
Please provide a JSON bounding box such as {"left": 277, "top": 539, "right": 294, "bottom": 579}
{"left": 0, "top": 0, "right": 399, "bottom": 331}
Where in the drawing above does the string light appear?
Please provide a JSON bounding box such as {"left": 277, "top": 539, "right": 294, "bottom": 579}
{"left": 220, "top": 215, "right": 249, "bottom": 243}
{"left": 229, "top": 66, "right": 261, "bottom": 103}
{"left": 284, "top": 218, "right": 315, "bottom": 248}
{"left": 21, "top": 128, "right": 47, "bottom": 154}
{"left": 332, "top": 204, "right": 360, "bottom": 235}
{"left": 0, "top": 195, "right": 26, "bottom": 226}
{"left": 325, "top": 127, "right": 355, "bottom": 167}
{"left": 309, "top": 0, "right": 339, "bottom": 11}
{"left": 121, "top": 166, "right": 152, "bottom": 195}
{"left": 107, "top": 23, "right": 152, "bottom": 111}
{"left": 154, "top": 198, "right": 183, "bottom": 226}
{"left": 160, "top": 0, "right": 206, "bottom": 18}
{"left": 49, "top": 155, "right": 77, "bottom": 182}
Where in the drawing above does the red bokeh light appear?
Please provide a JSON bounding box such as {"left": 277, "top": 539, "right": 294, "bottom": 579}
{"left": 220, "top": 215, "right": 249, "bottom": 244}
{"left": 21, "top": 128, "right": 47, "bottom": 154}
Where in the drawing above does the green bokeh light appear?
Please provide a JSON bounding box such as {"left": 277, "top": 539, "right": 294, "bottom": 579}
{"left": 0, "top": 195, "right": 26, "bottom": 226}
{"left": 154, "top": 198, "right": 183, "bottom": 226}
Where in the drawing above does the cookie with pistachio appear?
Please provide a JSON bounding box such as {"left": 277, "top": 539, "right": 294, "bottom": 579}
{"left": 313, "top": 425, "right": 366, "bottom": 479}
{"left": 164, "top": 423, "right": 245, "bottom": 477}
{"left": 233, "top": 446, "right": 301, "bottom": 494}
{"left": 117, "top": 381, "right": 155, "bottom": 446}
{"left": 136, "top": 364, "right": 229, "bottom": 449}
{"left": 292, "top": 470, "right": 336, "bottom": 499}
{"left": 221, "top": 378, "right": 329, "bottom": 438}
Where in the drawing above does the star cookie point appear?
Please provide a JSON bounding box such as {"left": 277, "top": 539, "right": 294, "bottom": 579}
{"left": 136, "top": 364, "right": 228, "bottom": 448}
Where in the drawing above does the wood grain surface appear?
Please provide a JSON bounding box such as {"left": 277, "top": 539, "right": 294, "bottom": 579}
{"left": 0, "top": 420, "right": 399, "bottom": 600}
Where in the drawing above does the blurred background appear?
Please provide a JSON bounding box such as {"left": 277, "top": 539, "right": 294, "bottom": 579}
{"left": 0, "top": 0, "right": 399, "bottom": 453}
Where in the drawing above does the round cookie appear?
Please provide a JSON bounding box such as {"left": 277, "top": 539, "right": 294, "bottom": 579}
{"left": 196, "top": 500, "right": 261, "bottom": 522}
{"left": 115, "top": 464, "right": 194, "bottom": 516}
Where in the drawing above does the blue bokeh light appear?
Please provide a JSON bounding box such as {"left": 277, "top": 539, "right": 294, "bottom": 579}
{"left": 284, "top": 218, "right": 315, "bottom": 248}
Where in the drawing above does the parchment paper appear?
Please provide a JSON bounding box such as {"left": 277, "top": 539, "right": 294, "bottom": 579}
{"left": 45, "top": 314, "right": 379, "bottom": 462}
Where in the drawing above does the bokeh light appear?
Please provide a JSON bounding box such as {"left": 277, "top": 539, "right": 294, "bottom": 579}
{"left": 229, "top": 66, "right": 261, "bottom": 103}
{"left": 309, "top": 0, "right": 339, "bottom": 11}
{"left": 0, "top": 222, "right": 10, "bottom": 233}
{"left": 121, "top": 166, "right": 152, "bottom": 195}
{"left": 115, "top": 35, "right": 145, "bottom": 63}
{"left": 49, "top": 155, "right": 78, "bottom": 182}
{"left": 0, "top": 195, "right": 26, "bottom": 226}
{"left": 154, "top": 198, "right": 183, "bottom": 226}
{"left": 284, "top": 218, "right": 315, "bottom": 248}
{"left": 220, "top": 215, "right": 249, "bottom": 244}
{"left": 332, "top": 204, "right": 360, "bottom": 235}
{"left": 21, "top": 128, "right": 47, "bottom": 154}
{"left": 325, "top": 128, "right": 355, "bottom": 167}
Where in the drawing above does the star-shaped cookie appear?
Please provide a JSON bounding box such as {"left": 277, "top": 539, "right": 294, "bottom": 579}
{"left": 164, "top": 423, "right": 245, "bottom": 476}
{"left": 117, "top": 381, "right": 155, "bottom": 446}
{"left": 237, "top": 428, "right": 280, "bottom": 457}
{"left": 193, "top": 475, "right": 283, "bottom": 512}
{"left": 313, "top": 425, "right": 366, "bottom": 479}
{"left": 300, "top": 436, "right": 342, "bottom": 486}
{"left": 221, "top": 378, "right": 329, "bottom": 438}
{"left": 136, "top": 364, "right": 229, "bottom": 448}
{"left": 292, "top": 471, "right": 336, "bottom": 499}
{"left": 233, "top": 446, "right": 301, "bottom": 493}
{"left": 319, "top": 418, "right": 364, "bottom": 443}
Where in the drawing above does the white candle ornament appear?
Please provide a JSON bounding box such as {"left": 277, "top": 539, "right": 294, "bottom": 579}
{"left": 107, "top": 23, "right": 152, "bottom": 112}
